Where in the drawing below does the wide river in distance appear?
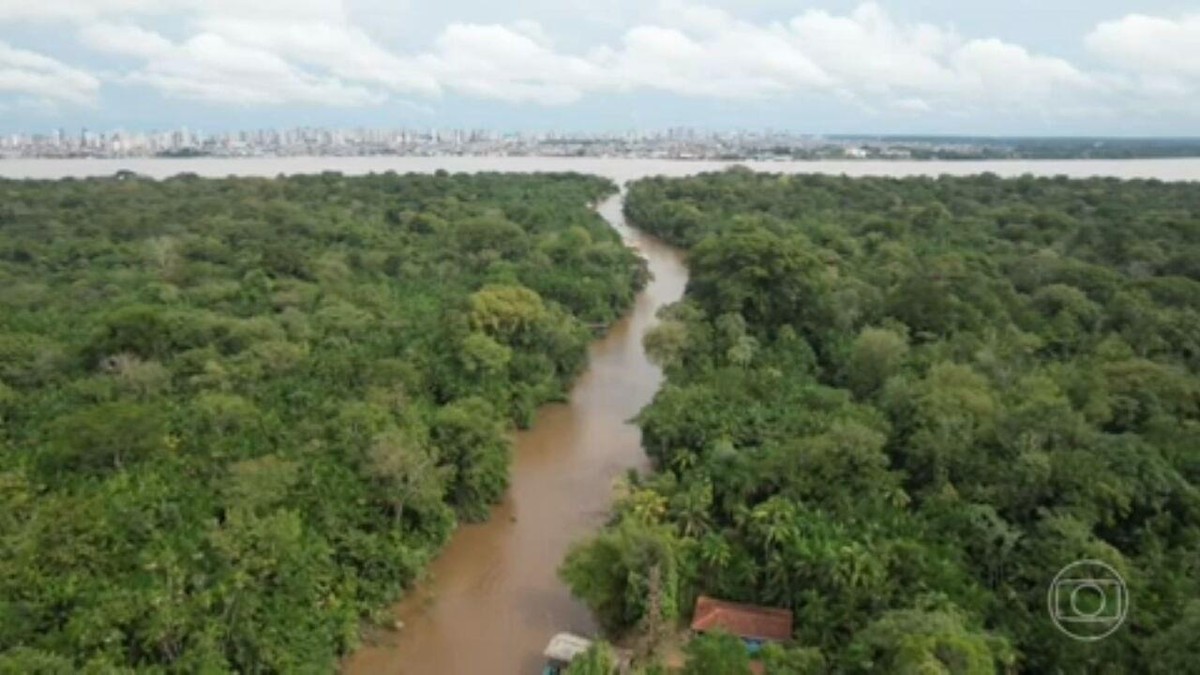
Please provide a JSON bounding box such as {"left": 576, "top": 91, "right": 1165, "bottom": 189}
{"left": 4, "top": 157, "right": 1197, "bottom": 673}
{"left": 3, "top": 155, "right": 1200, "bottom": 183}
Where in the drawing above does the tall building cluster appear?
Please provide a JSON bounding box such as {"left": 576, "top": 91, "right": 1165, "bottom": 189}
{"left": 0, "top": 126, "right": 914, "bottom": 160}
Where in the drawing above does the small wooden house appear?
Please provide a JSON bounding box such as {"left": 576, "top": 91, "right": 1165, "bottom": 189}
{"left": 690, "top": 596, "right": 794, "bottom": 653}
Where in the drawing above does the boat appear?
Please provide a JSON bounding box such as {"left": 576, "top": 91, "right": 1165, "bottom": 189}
{"left": 542, "top": 632, "right": 593, "bottom": 674}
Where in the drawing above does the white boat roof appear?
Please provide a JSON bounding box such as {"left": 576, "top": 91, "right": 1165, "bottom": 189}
{"left": 543, "top": 632, "right": 593, "bottom": 662}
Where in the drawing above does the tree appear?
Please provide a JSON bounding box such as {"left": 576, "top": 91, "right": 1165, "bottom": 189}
{"left": 560, "top": 519, "right": 681, "bottom": 634}
{"left": 760, "top": 643, "right": 827, "bottom": 675}
{"left": 687, "top": 224, "right": 832, "bottom": 343}
{"left": 844, "top": 326, "right": 908, "bottom": 398}
{"left": 432, "top": 397, "right": 511, "bottom": 521}
{"left": 1030, "top": 284, "right": 1101, "bottom": 354}
{"left": 225, "top": 454, "right": 300, "bottom": 514}
{"left": 88, "top": 304, "right": 175, "bottom": 361}
{"left": 452, "top": 214, "right": 529, "bottom": 260}
{"left": 467, "top": 284, "right": 547, "bottom": 346}
{"left": 43, "top": 402, "right": 168, "bottom": 476}
{"left": 565, "top": 642, "right": 619, "bottom": 675}
{"left": 846, "top": 608, "right": 1013, "bottom": 675}
{"left": 366, "top": 430, "right": 447, "bottom": 526}
{"left": 682, "top": 632, "right": 752, "bottom": 675}
{"left": 901, "top": 363, "right": 998, "bottom": 490}
{"left": 1146, "top": 601, "right": 1200, "bottom": 675}
{"left": 644, "top": 320, "right": 689, "bottom": 369}
{"left": 459, "top": 332, "right": 512, "bottom": 375}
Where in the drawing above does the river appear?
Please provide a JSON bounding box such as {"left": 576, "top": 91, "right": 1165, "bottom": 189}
{"left": 2, "top": 156, "right": 1200, "bottom": 183}
{"left": 4, "top": 157, "right": 1196, "bottom": 673}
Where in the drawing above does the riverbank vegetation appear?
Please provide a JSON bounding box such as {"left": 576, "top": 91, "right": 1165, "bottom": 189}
{"left": 0, "top": 171, "right": 645, "bottom": 671}
{"left": 563, "top": 169, "right": 1200, "bottom": 673}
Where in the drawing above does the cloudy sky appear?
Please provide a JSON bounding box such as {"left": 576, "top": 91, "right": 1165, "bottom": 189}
{"left": 1, "top": 0, "right": 1197, "bottom": 135}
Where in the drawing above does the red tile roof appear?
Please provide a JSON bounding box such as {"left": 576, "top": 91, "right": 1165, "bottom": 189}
{"left": 690, "top": 596, "right": 794, "bottom": 642}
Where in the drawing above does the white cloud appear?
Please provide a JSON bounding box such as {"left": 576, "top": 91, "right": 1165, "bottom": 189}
{"left": 417, "top": 23, "right": 602, "bottom": 104}
{"left": 0, "top": 0, "right": 168, "bottom": 22}
{"left": 1087, "top": 13, "right": 1200, "bottom": 79}
{"left": 66, "top": 1, "right": 1100, "bottom": 109}
{"left": 82, "top": 24, "right": 382, "bottom": 105}
{"left": 602, "top": 20, "right": 832, "bottom": 98}
{"left": 77, "top": 4, "right": 430, "bottom": 106}
{"left": 654, "top": 1, "right": 736, "bottom": 35}
{"left": 507, "top": 19, "right": 555, "bottom": 48}
{"left": 1, "top": 0, "right": 1197, "bottom": 123}
{"left": 0, "top": 0, "right": 345, "bottom": 22}
{"left": 778, "top": 4, "right": 1096, "bottom": 111}
{"left": 80, "top": 22, "right": 173, "bottom": 58}
{"left": 195, "top": 17, "right": 439, "bottom": 96}
{"left": 140, "top": 36, "right": 381, "bottom": 106}
{"left": 1083, "top": 13, "right": 1200, "bottom": 118}
{"left": 196, "top": 0, "right": 347, "bottom": 24}
{"left": 786, "top": 4, "right": 958, "bottom": 94}
{"left": 0, "top": 40, "right": 99, "bottom": 104}
{"left": 950, "top": 39, "right": 1094, "bottom": 102}
{"left": 893, "top": 97, "right": 931, "bottom": 113}
{"left": 409, "top": 2, "right": 1093, "bottom": 109}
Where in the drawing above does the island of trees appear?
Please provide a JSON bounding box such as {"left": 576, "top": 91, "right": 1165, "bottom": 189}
{"left": 561, "top": 169, "right": 1200, "bottom": 673}
{"left": 0, "top": 171, "right": 645, "bottom": 671}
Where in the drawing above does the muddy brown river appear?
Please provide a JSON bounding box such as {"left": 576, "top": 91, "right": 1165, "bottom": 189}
{"left": 341, "top": 194, "right": 687, "bottom": 675}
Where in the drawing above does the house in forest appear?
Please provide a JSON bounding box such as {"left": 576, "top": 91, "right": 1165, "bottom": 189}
{"left": 689, "top": 596, "right": 794, "bottom": 653}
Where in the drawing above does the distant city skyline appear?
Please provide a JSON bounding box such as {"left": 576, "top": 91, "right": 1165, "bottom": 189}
{"left": 8, "top": 124, "right": 1198, "bottom": 162}
{"left": 1, "top": 1, "right": 1197, "bottom": 136}
{"left": 6, "top": 123, "right": 1200, "bottom": 140}
{"left": 0, "top": 125, "right": 911, "bottom": 161}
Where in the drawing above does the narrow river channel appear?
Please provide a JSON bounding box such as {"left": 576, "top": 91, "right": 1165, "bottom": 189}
{"left": 342, "top": 193, "right": 688, "bottom": 674}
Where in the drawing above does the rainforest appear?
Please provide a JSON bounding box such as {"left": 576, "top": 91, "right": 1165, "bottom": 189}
{"left": 2, "top": 167, "right": 1199, "bottom": 674}
{"left": 0, "top": 171, "right": 645, "bottom": 671}
{"left": 562, "top": 169, "right": 1200, "bottom": 674}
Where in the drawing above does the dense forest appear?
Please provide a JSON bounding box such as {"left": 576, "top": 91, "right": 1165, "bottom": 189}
{"left": 562, "top": 169, "right": 1200, "bottom": 673}
{"left": 0, "top": 171, "right": 645, "bottom": 671}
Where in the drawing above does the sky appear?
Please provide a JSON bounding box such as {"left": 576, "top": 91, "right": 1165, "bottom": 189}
{"left": 1, "top": 0, "right": 1198, "bottom": 136}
